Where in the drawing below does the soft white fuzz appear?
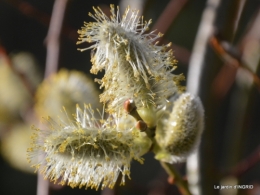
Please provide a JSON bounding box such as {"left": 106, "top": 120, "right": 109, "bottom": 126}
{"left": 77, "top": 5, "right": 184, "bottom": 113}
{"left": 155, "top": 93, "right": 204, "bottom": 163}
{"left": 27, "top": 105, "right": 151, "bottom": 190}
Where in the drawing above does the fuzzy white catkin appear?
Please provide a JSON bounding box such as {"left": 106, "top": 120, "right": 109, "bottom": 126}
{"left": 35, "top": 69, "right": 102, "bottom": 121}
{"left": 77, "top": 5, "right": 184, "bottom": 114}
{"left": 155, "top": 93, "right": 204, "bottom": 163}
{"left": 27, "top": 105, "right": 151, "bottom": 190}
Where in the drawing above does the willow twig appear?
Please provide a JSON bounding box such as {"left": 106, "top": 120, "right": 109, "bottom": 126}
{"left": 218, "top": 5, "right": 260, "bottom": 179}
{"left": 37, "top": 1, "right": 68, "bottom": 195}
{"left": 186, "top": 0, "right": 222, "bottom": 194}
{"left": 5, "top": 0, "right": 77, "bottom": 42}
{"left": 160, "top": 162, "right": 191, "bottom": 195}
{"left": 225, "top": 146, "right": 260, "bottom": 178}
{"left": 186, "top": 0, "right": 245, "bottom": 194}
{"left": 152, "top": 0, "right": 189, "bottom": 41}
{"left": 101, "top": 188, "right": 115, "bottom": 195}
{"left": 151, "top": 0, "right": 190, "bottom": 65}
{"left": 44, "top": 0, "right": 68, "bottom": 78}
{"left": 210, "top": 35, "right": 260, "bottom": 94}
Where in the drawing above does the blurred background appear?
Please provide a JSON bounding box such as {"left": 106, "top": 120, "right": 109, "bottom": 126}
{"left": 0, "top": 0, "right": 260, "bottom": 195}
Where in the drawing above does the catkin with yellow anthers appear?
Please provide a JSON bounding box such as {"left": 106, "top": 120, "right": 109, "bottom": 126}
{"left": 27, "top": 105, "right": 151, "bottom": 190}
{"left": 77, "top": 5, "right": 184, "bottom": 114}
{"left": 155, "top": 93, "right": 204, "bottom": 163}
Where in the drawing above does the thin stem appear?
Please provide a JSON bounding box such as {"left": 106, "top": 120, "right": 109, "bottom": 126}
{"left": 186, "top": 0, "right": 245, "bottom": 193}
{"left": 37, "top": 174, "right": 49, "bottom": 195}
{"left": 150, "top": 0, "right": 190, "bottom": 65}
{"left": 5, "top": 0, "right": 49, "bottom": 25}
{"left": 160, "top": 162, "right": 192, "bottom": 195}
{"left": 5, "top": 0, "right": 78, "bottom": 42}
{"left": 44, "top": 0, "right": 68, "bottom": 78}
{"left": 101, "top": 188, "right": 115, "bottom": 195}
{"left": 37, "top": 1, "right": 68, "bottom": 195}
{"left": 225, "top": 146, "right": 260, "bottom": 178}
{"left": 124, "top": 99, "right": 155, "bottom": 138}
{"left": 220, "top": 4, "right": 260, "bottom": 179}
{"left": 124, "top": 99, "right": 143, "bottom": 121}
{"left": 152, "top": 0, "right": 189, "bottom": 40}
{"left": 210, "top": 36, "right": 260, "bottom": 94}
{"left": 186, "top": 0, "right": 222, "bottom": 194}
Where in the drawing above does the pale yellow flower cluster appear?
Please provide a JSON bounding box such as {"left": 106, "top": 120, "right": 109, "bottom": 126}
{"left": 77, "top": 5, "right": 185, "bottom": 114}
{"left": 28, "top": 105, "right": 151, "bottom": 190}
{"left": 35, "top": 69, "right": 102, "bottom": 120}
{"left": 0, "top": 57, "right": 32, "bottom": 125}
{"left": 27, "top": 4, "right": 204, "bottom": 191}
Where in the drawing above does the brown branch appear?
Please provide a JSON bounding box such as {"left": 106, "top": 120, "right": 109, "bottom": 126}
{"left": 160, "top": 162, "right": 191, "bottom": 195}
{"left": 37, "top": 1, "right": 68, "bottom": 195}
{"left": 211, "top": 63, "right": 237, "bottom": 99}
{"left": 37, "top": 173, "right": 50, "bottom": 195}
{"left": 101, "top": 188, "right": 115, "bottom": 195}
{"left": 44, "top": 0, "right": 68, "bottom": 78}
{"left": 123, "top": 99, "right": 190, "bottom": 194}
{"left": 225, "top": 146, "right": 260, "bottom": 178}
{"left": 4, "top": 0, "right": 77, "bottom": 42}
{"left": 151, "top": 0, "right": 189, "bottom": 40}
{"left": 148, "top": 0, "right": 190, "bottom": 66}
{"left": 185, "top": 0, "right": 224, "bottom": 194}
{"left": 210, "top": 3, "right": 260, "bottom": 99}
{"left": 210, "top": 7, "right": 260, "bottom": 99}
{"left": 124, "top": 99, "right": 155, "bottom": 138}
{"left": 214, "top": 2, "right": 260, "bottom": 186}
{"left": 5, "top": 0, "right": 50, "bottom": 26}
{"left": 208, "top": 0, "right": 246, "bottom": 99}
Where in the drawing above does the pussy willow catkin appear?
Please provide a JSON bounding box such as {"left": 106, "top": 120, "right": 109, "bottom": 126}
{"left": 77, "top": 5, "right": 184, "bottom": 114}
{"left": 27, "top": 105, "right": 151, "bottom": 190}
{"left": 155, "top": 93, "right": 204, "bottom": 163}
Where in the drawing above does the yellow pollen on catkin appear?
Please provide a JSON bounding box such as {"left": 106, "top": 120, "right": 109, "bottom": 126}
{"left": 77, "top": 4, "right": 184, "bottom": 113}
{"left": 27, "top": 105, "right": 152, "bottom": 190}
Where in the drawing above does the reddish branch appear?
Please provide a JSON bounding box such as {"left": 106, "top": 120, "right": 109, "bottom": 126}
{"left": 210, "top": 35, "right": 260, "bottom": 98}
{"left": 152, "top": 0, "right": 189, "bottom": 41}
{"left": 5, "top": 0, "right": 77, "bottom": 42}
{"left": 210, "top": 8, "right": 260, "bottom": 99}
{"left": 151, "top": 0, "right": 190, "bottom": 65}
{"left": 160, "top": 162, "right": 191, "bottom": 195}
{"left": 226, "top": 146, "right": 260, "bottom": 178}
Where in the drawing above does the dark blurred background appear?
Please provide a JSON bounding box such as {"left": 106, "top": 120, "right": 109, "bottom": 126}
{"left": 1, "top": 0, "right": 260, "bottom": 195}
